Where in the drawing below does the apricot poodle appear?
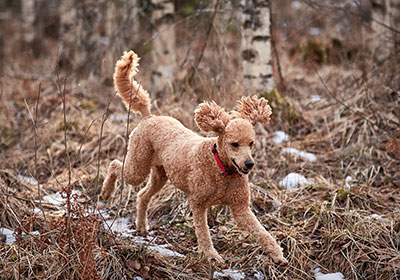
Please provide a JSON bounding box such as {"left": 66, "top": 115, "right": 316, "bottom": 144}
{"left": 101, "top": 50, "right": 287, "bottom": 265}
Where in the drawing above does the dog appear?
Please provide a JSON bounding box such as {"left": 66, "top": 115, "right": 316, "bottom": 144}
{"left": 101, "top": 50, "right": 287, "bottom": 265}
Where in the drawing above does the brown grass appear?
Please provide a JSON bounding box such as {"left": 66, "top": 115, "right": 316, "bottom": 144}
{"left": 0, "top": 1, "right": 399, "bottom": 279}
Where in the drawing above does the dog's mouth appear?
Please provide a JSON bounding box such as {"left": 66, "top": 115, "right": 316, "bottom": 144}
{"left": 232, "top": 159, "right": 250, "bottom": 175}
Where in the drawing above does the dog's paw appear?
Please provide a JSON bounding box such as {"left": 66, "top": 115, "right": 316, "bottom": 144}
{"left": 136, "top": 227, "right": 148, "bottom": 236}
{"left": 200, "top": 249, "right": 224, "bottom": 263}
{"left": 269, "top": 253, "right": 288, "bottom": 266}
{"left": 100, "top": 190, "right": 111, "bottom": 201}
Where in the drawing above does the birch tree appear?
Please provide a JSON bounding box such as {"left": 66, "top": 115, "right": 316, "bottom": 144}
{"left": 363, "top": 0, "right": 400, "bottom": 63}
{"left": 240, "top": 0, "right": 274, "bottom": 93}
{"left": 102, "top": 0, "right": 140, "bottom": 81}
{"left": 21, "top": 0, "right": 36, "bottom": 46}
{"left": 59, "top": 0, "right": 102, "bottom": 75}
{"left": 151, "top": 0, "right": 176, "bottom": 94}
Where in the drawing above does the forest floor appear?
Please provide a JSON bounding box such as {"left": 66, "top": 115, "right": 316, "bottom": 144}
{"left": 0, "top": 2, "right": 400, "bottom": 280}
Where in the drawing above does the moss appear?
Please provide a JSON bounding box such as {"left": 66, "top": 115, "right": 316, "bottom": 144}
{"left": 260, "top": 88, "right": 301, "bottom": 123}
{"left": 302, "top": 40, "right": 326, "bottom": 65}
{"left": 0, "top": 127, "right": 15, "bottom": 151}
{"left": 80, "top": 99, "right": 96, "bottom": 112}
{"left": 225, "top": 22, "right": 238, "bottom": 33}
{"left": 141, "top": 41, "right": 153, "bottom": 54}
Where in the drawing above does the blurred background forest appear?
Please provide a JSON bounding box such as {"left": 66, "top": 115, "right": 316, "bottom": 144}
{"left": 0, "top": 0, "right": 399, "bottom": 279}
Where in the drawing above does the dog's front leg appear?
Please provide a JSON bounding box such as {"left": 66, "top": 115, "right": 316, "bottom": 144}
{"left": 190, "top": 201, "right": 222, "bottom": 261}
{"left": 231, "top": 205, "right": 288, "bottom": 265}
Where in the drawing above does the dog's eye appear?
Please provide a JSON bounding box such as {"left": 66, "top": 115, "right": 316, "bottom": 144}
{"left": 249, "top": 141, "right": 254, "bottom": 147}
{"left": 231, "top": 142, "right": 239, "bottom": 148}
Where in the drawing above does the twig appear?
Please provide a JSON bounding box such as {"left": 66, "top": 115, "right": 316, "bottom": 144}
{"left": 60, "top": 78, "right": 72, "bottom": 186}
{"left": 78, "top": 119, "right": 96, "bottom": 165}
{"left": 118, "top": 81, "right": 141, "bottom": 215}
{"left": 23, "top": 84, "right": 47, "bottom": 225}
{"left": 270, "top": 0, "right": 285, "bottom": 90}
{"left": 312, "top": 65, "right": 377, "bottom": 128}
{"left": 94, "top": 91, "right": 117, "bottom": 192}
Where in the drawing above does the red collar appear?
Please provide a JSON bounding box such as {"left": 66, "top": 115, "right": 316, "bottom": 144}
{"left": 212, "top": 144, "right": 238, "bottom": 176}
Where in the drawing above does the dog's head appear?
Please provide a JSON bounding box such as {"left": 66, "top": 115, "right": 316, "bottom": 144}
{"left": 194, "top": 96, "right": 272, "bottom": 175}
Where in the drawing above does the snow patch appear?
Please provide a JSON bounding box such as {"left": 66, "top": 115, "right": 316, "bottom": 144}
{"left": 0, "top": 228, "right": 15, "bottom": 244}
{"left": 311, "top": 95, "right": 322, "bottom": 102}
{"left": 344, "top": 176, "right": 353, "bottom": 190}
{"left": 309, "top": 27, "right": 321, "bottom": 36}
{"left": 109, "top": 113, "right": 130, "bottom": 122}
{"left": 104, "top": 217, "right": 133, "bottom": 237}
{"left": 17, "top": 175, "right": 38, "bottom": 185}
{"left": 254, "top": 271, "right": 265, "bottom": 280}
{"left": 291, "top": 1, "right": 302, "bottom": 9}
{"left": 38, "top": 190, "right": 82, "bottom": 207}
{"left": 279, "top": 173, "right": 312, "bottom": 189}
{"left": 313, "top": 268, "right": 345, "bottom": 280}
{"left": 130, "top": 235, "right": 185, "bottom": 258}
{"left": 103, "top": 217, "right": 185, "bottom": 258}
{"left": 0, "top": 228, "right": 40, "bottom": 245}
{"left": 272, "top": 131, "right": 289, "bottom": 144}
{"left": 369, "top": 214, "right": 389, "bottom": 222}
{"left": 282, "top": 147, "right": 317, "bottom": 162}
{"left": 214, "top": 269, "right": 245, "bottom": 280}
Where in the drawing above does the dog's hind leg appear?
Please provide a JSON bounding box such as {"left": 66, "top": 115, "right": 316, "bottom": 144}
{"left": 136, "top": 165, "right": 167, "bottom": 235}
{"left": 102, "top": 129, "right": 153, "bottom": 200}
{"left": 101, "top": 159, "right": 123, "bottom": 200}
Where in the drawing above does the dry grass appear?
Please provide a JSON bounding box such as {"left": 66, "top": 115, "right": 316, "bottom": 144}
{"left": 0, "top": 1, "right": 399, "bottom": 279}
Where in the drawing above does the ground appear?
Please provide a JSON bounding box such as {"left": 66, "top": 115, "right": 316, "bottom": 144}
{"left": 0, "top": 1, "right": 399, "bottom": 279}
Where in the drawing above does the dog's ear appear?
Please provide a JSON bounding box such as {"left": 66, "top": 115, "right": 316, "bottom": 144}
{"left": 194, "top": 101, "right": 231, "bottom": 133}
{"left": 234, "top": 95, "right": 272, "bottom": 126}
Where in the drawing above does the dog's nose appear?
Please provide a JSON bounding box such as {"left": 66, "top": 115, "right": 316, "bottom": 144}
{"left": 244, "top": 160, "right": 254, "bottom": 169}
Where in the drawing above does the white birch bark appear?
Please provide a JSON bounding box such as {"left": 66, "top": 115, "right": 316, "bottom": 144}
{"left": 21, "top": 0, "right": 36, "bottom": 45}
{"left": 58, "top": 0, "right": 78, "bottom": 70}
{"left": 59, "top": 0, "right": 101, "bottom": 74}
{"left": 103, "top": 0, "right": 140, "bottom": 80}
{"left": 151, "top": 0, "right": 176, "bottom": 93}
{"left": 367, "top": 0, "right": 400, "bottom": 63}
{"left": 240, "top": 0, "right": 274, "bottom": 93}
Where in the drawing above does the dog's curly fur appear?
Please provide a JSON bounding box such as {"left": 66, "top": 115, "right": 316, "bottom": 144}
{"left": 101, "top": 50, "right": 287, "bottom": 264}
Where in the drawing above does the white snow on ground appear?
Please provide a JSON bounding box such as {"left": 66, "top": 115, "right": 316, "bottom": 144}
{"left": 282, "top": 147, "right": 317, "bottom": 162}
{"left": 313, "top": 268, "right": 345, "bottom": 280}
{"left": 344, "top": 176, "right": 353, "bottom": 190}
{"left": 34, "top": 190, "right": 82, "bottom": 207}
{"left": 272, "top": 131, "right": 289, "bottom": 144}
{"left": 103, "top": 217, "right": 185, "bottom": 258}
{"left": 17, "top": 175, "right": 38, "bottom": 185}
{"left": 254, "top": 270, "right": 265, "bottom": 280}
{"left": 104, "top": 217, "right": 133, "bottom": 237}
{"left": 291, "top": 1, "right": 302, "bottom": 9}
{"left": 0, "top": 228, "right": 15, "bottom": 244}
{"left": 309, "top": 27, "right": 321, "bottom": 36}
{"left": 279, "top": 173, "right": 312, "bottom": 189}
{"left": 214, "top": 269, "right": 245, "bottom": 280}
{"left": 369, "top": 214, "right": 389, "bottom": 222}
{"left": 108, "top": 113, "right": 130, "bottom": 122}
{"left": 0, "top": 228, "right": 41, "bottom": 245}
{"left": 130, "top": 235, "right": 185, "bottom": 258}
{"left": 311, "top": 95, "right": 322, "bottom": 102}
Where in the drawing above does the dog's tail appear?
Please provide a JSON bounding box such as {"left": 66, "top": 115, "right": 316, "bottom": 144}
{"left": 113, "top": 51, "right": 151, "bottom": 117}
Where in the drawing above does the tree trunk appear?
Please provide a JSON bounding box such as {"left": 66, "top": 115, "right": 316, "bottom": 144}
{"left": 58, "top": 0, "right": 102, "bottom": 76}
{"left": 368, "top": 0, "right": 400, "bottom": 63}
{"left": 102, "top": 0, "right": 140, "bottom": 83}
{"left": 240, "top": 0, "right": 274, "bottom": 93}
{"left": 151, "top": 0, "right": 176, "bottom": 94}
